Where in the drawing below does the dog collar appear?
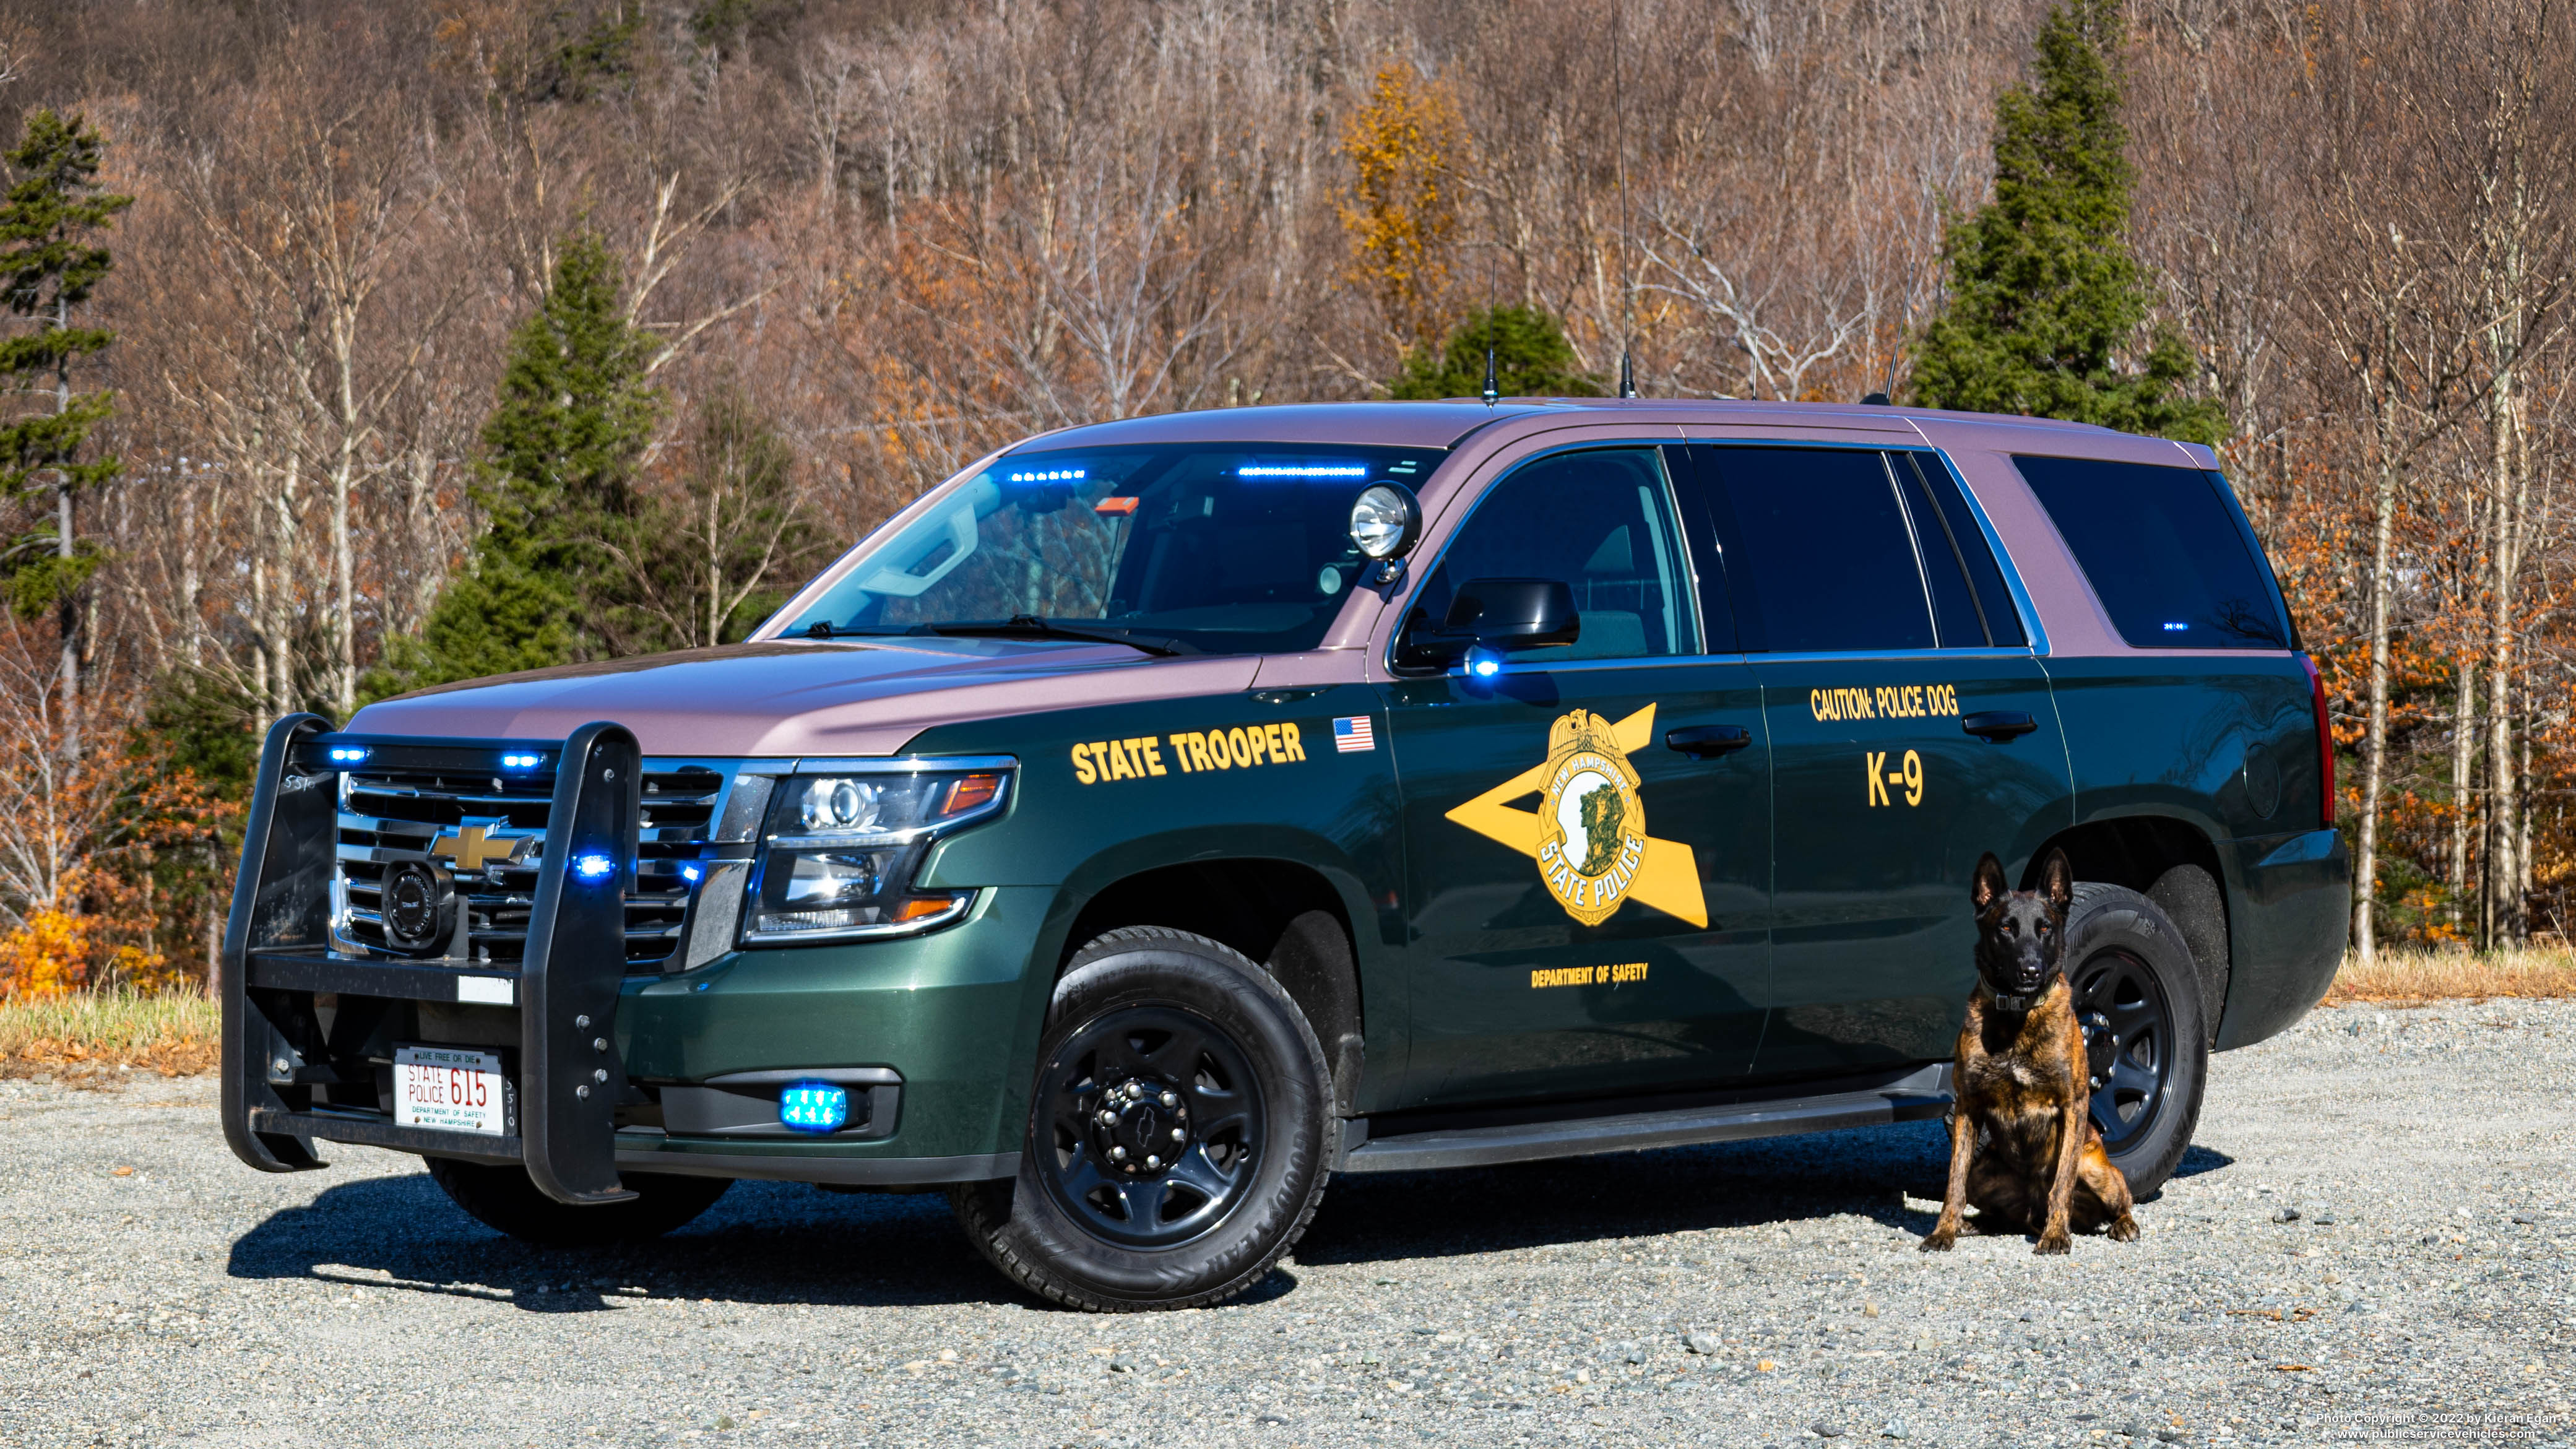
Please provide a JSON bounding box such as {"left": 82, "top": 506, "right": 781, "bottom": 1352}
{"left": 1989, "top": 992, "right": 2038, "bottom": 1013}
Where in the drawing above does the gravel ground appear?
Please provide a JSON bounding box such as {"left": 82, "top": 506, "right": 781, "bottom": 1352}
{"left": 2, "top": 998, "right": 2572, "bottom": 1449}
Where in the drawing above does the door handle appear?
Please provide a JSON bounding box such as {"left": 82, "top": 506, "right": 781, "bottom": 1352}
{"left": 1961, "top": 710, "right": 2038, "bottom": 740}
{"left": 1666, "top": 724, "right": 1753, "bottom": 758}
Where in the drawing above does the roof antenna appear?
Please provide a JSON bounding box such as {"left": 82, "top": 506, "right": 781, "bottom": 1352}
{"left": 1481, "top": 253, "right": 1500, "bottom": 408}
{"left": 1612, "top": 0, "right": 1638, "bottom": 399}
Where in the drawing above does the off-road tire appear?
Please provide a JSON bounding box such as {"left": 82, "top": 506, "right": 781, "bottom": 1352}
{"left": 425, "top": 1158, "right": 733, "bottom": 1245}
{"left": 2066, "top": 882, "right": 2210, "bottom": 1199}
{"left": 951, "top": 927, "right": 1334, "bottom": 1312}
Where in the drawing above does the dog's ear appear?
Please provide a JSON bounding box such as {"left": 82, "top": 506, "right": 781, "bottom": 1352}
{"left": 1971, "top": 853, "right": 2007, "bottom": 912}
{"left": 2041, "top": 848, "right": 2073, "bottom": 913}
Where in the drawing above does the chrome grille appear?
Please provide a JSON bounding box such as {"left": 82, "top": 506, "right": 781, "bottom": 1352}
{"left": 332, "top": 758, "right": 733, "bottom": 971}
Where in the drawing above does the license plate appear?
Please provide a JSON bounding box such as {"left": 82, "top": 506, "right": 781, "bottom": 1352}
{"left": 393, "top": 1045, "right": 509, "bottom": 1136}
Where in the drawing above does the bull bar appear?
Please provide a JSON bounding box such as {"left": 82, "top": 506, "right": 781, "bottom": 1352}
{"left": 219, "top": 714, "right": 645, "bottom": 1206}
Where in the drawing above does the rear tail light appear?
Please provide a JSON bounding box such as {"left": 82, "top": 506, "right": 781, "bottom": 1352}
{"left": 2300, "top": 653, "right": 2335, "bottom": 829}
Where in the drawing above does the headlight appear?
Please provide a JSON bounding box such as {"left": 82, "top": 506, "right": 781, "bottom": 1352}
{"left": 743, "top": 764, "right": 1011, "bottom": 943}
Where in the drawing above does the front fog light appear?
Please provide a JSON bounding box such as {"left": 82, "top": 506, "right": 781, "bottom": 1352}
{"left": 779, "top": 1081, "right": 849, "bottom": 1133}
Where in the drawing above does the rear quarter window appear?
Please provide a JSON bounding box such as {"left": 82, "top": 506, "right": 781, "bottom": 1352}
{"left": 2013, "top": 455, "right": 2290, "bottom": 650}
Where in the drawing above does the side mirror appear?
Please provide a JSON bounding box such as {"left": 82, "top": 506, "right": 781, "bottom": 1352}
{"left": 1401, "top": 577, "right": 1581, "bottom": 670}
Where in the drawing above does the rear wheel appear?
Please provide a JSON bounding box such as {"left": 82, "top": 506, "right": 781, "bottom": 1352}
{"left": 2065, "top": 883, "right": 2209, "bottom": 1198}
{"left": 951, "top": 927, "right": 1333, "bottom": 1311}
{"left": 425, "top": 1159, "right": 732, "bottom": 1245}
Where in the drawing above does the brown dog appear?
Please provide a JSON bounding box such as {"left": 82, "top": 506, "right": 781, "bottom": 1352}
{"left": 1921, "top": 849, "right": 2138, "bottom": 1255}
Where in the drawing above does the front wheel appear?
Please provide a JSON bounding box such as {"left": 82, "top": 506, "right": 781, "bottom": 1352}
{"left": 425, "top": 1159, "right": 732, "bottom": 1245}
{"left": 2065, "top": 882, "right": 2210, "bottom": 1199}
{"left": 951, "top": 927, "right": 1333, "bottom": 1311}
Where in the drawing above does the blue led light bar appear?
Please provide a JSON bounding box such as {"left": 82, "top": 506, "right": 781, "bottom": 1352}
{"left": 326, "top": 746, "right": 370, "bottom": 764}
{"left": 1007, "top": 468, "right": 1087, "bottom": 483}
{"left": 779, "top": 1081, "right": 849, "bottom": 1133}
{"left": 2162, "top": 621, "right": 2189, "bottom": 633}
{"left": 499, "top": 752, "right": 542, "bottom": 769}
{"left": 572, "top": 853, "right": 617, "bottom": 882}
{"left": 1238, "top": 465, "right": 1368, "bottom": 478}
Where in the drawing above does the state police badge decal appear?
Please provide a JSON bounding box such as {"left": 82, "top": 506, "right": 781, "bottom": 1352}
{"left": 1442, "top": 703, "right": 1709, "bottom": 929}
{"left": 1536, "top": 709, "right": 1648, "bottom": 926}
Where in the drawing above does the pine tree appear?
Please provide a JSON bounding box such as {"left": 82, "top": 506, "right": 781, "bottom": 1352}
{"left": 1386, "top": 305, "right": 1604, "bottom": 400}
{"left": 1908, "top": 0, "right": 2221, "bottom": 443}
{"left": 0, "top": 110, "right": 132, "bottom": 758}
{"left": 377, "top": 232, "right": 661, "bottom": 696}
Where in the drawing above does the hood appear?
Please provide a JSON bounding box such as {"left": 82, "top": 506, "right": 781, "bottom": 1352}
{"left": 348, "top": 638, "right": 1263, "bottom": 758}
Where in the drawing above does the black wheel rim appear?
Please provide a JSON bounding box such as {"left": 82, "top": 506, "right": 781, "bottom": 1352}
{"left": 2074, "top": 947, "right": 2173, "bottom": 1156}
{"left": 1034, "top": 1004, "right": 1264, "bottom": 1249}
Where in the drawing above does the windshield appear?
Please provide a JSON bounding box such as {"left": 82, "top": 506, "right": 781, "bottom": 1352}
{"left": 782, "top": 443, "right": 1446, "bottom": 655}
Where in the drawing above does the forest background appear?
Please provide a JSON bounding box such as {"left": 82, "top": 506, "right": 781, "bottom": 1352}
{"left": 0, "top": 0, "right": 2568, "bottom": 998}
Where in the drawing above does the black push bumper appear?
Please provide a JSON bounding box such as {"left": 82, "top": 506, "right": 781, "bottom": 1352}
{"left": 220, "top": 715, "right": 645, "bottom": 1205}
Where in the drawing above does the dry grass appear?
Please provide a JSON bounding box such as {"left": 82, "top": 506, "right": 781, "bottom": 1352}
{"left": 2323, "top": 946, "right": 2576, "bottom": 1004}
{"left": 0, "top": 987, "right": 220, "bottom": 1084}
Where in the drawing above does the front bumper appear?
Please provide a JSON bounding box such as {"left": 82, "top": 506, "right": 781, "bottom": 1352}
{"left": 221, "top": 718, "right": 1044, "bottom": 1200}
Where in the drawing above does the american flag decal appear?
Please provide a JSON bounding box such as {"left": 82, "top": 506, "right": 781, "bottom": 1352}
{"left": 1333, "top": 716, "right": 1375, "bottom": 753}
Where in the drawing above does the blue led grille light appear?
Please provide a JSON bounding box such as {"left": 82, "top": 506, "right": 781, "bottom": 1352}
{"left": 499, "top": 752, "right": 542, "bottom": 769}
{"left": 1238, "top": 465, "right": 1368, "bottom": 478}
{"left": 327, "top": 746, "right": 370, "bottom": 764}
{"left": 679, "top": 863, "right": 704, "bottom": 885}
{"left": 779, "top": 1082, "right": 849, "bottom": 1133}
{"left": 572, "top": 853, "right": 618, "bottom": 882}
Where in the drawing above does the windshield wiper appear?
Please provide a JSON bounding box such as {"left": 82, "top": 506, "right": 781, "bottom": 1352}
{"left": 920, "top": 615, "right": 1196, "bottom": 657}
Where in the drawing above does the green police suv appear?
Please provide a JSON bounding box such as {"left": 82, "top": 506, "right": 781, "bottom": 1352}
{"left": 222, "top": 399, "right": 2346, "bottom": 1309}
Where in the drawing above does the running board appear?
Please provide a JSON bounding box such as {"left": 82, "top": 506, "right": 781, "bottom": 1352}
{"left": 1337, "top": 1064, "right": 1951, "bottom": 1174}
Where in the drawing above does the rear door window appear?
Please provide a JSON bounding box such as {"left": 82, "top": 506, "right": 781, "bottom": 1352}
{"left": 1901, "top": 454, "right": 2026, "bottom": 647}
{"left": 2013, "top": 455, "right": 2290, "bottom": 649}
{"left": 1692, "top": 447, "right": 1935, "bottom": 654}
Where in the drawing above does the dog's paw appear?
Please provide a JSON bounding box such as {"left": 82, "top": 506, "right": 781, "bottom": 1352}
{"left": 2033, "top": 1228, "right": 2073, "bottom": 1255}
{"left": 1918, "top": 1230, "right": 1957, "bottom": 1253}
{"left": 2109, "top": 1214, "right": 2141, "bottom": 1243}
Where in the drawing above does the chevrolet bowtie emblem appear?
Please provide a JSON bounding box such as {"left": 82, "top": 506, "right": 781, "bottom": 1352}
{"left": 430, "top": 825, "right": 532, "bottom": 873}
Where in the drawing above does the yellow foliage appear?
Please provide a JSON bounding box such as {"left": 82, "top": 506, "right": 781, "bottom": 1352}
{"left": 1338, "top": 62, "right": 1466, "bottom": 344}
{"left": 0, "top": 909, "right": 95, "bottom": 999}
{"left": 0, "top": 910, "right": 169, "bottom": 1001}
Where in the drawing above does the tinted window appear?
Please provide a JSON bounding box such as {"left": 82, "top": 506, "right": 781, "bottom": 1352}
{"left": 1899, "top": 470, "right": 1988, "bottom": 647}
{"left": 785, "top": 443, "right": 1443, "bottom": 655}
{"left": 1700, "top": 448, "right": 1934, "bottom": 653}
{"left": 1408, "top": 448, "right": 1694, "bottom": 660}
{"left": 1906, "top": 454, "right": 2026, "bottom": 647}
{"left": 2014, "top": 455, "right": 2289, "bottom": 649}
